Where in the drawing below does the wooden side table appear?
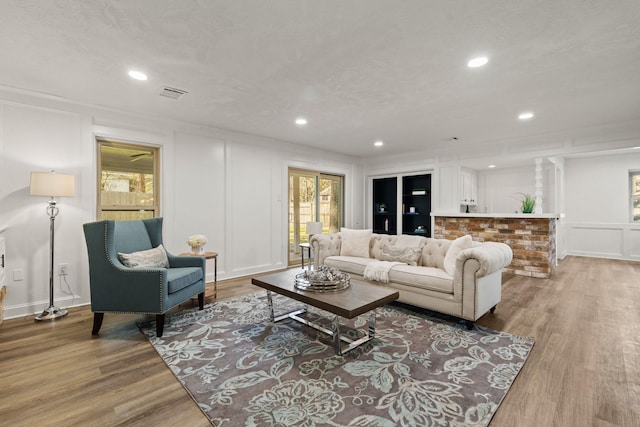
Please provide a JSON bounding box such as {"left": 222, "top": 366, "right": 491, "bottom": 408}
{"left": 180, "top": 251, "right": 218, "bottom": 300}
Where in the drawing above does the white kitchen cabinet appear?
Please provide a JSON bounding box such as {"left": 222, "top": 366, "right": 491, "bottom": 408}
{"left": 459, "top": 168, "right": 477, "bottom": 206}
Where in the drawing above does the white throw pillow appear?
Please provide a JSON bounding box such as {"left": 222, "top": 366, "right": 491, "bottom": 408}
{"left": 118, "top": 244, "right": 170, "bottom": 268}
{"left": 380, "top": 244, "right": 422, "bottom": 266}
{"left": 340, "top": 228, "right": 372, "bottom": 258}
{"left": 443, "top": 235, "right": 473, "bottom": 276}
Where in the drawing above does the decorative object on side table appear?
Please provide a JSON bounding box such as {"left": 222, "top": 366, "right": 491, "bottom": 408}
{"left": 187, "top": 234, "right": 207, "bottom": 254}
{"left": 377, "top": 202, "right": 386, "bottom": 213}
{"left": 516, "top": 192, "right": 536, "bottom": 214}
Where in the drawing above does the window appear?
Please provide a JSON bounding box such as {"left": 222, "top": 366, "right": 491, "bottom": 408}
{"left": 631, "top": 171, "right": 640, "bottom": 223}
{"left": 97, "top": 140, "right": 159, "bottom": 220}
{"left": 288, "top": 168, "right": 344, "bottom": 266}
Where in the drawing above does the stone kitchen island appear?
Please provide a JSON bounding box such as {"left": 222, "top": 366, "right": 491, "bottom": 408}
{"left": 431, "top": 213, "right": 559, "bottom": 278}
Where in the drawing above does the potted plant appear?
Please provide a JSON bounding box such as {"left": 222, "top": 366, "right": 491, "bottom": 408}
{"left": 378, "top": 202, "right": 387, "bottom": 213}
{"left": 517, "top": 193, "right": 536, "bottom": 213}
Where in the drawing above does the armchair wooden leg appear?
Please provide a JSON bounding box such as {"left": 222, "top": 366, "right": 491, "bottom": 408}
{"left": 156, "top": 314, "right": 165, "bottom": 337}
{"left": 490, "top": 305, "right": 497, "bottom": 314}
{"left": 198, "top": 291, "right": 205, "bottom": 310}
{"left": 92, "top": 313, "right": 104, "bottom": 335}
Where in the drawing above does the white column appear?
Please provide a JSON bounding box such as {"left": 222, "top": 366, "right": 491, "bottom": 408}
{"left": 535, "top": 158, "right": 543, "bottom": 213}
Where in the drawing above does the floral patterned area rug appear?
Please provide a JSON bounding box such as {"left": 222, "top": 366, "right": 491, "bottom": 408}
{"left": 139, "top": 292, "right": 534, "bottom": 427}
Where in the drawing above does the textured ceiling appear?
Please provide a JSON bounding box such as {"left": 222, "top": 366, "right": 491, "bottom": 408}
{"left": 1, "top": 1, "right": 639, "bottom": 159}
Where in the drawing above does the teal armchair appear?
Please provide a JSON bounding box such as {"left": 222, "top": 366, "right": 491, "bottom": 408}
{"left": 83, "top": 218, "right": 205, "bottom": 337}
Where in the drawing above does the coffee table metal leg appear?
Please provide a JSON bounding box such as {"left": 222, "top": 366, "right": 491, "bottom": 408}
{"left": 368, "top": 310, "right": 376, "bottom": 338}
{"left": 266, "top": 294, "right": 378, "bottom": 355}
{"left": 266, "top": 290, "right": 275, "bottom": 322}
{"left": 332, "top": 314, "right": 342, "bottom": 355}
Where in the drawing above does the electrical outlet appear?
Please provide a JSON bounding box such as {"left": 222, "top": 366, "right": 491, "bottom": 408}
{"left": 58, "top": 263, "right": 69, "bottom": 276}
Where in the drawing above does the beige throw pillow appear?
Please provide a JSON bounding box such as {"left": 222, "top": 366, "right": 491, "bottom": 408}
{"left": 443, "top": 235, "right": 472, "bottom": 275}
{"left": 380, "top": 244, "right": 422, "bottom": 266}
{"left": 118, "top": 244, "right": 170, "bottom": 268}
{"left": 340, "top": 228, "right": 372, "bottom": 258}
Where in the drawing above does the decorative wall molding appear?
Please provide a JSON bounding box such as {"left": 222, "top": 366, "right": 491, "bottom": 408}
{"left": 565, "top": 222, "right": 640, "bottom": 261}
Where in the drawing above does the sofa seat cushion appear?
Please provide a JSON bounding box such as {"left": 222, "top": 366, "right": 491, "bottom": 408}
{"left": 167, "top": 267, "right": 203, "bottom": 294}
{"left": 323, "top": 256, "right": 377, "bottom": 276}
{"left": 387, "top": 265, "right": 454, "bottom": 294}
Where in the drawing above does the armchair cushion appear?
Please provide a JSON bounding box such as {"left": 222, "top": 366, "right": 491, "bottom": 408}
{"left": 167, "top": 267, "right": 204, "bottom": 294}
{"left": 118, "top": 244, "right": 170, "bottom": 268}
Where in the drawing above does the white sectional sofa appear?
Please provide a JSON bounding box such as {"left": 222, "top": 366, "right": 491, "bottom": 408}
{"left": 310, "top": 229, "right": 513, "bottom": 329}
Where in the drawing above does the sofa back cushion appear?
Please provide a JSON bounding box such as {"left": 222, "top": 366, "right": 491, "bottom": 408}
{"left": 370, "top": 234, "right": 398, "bottom": 259}
{"left": 420, "top": 239, "right": 452, "bottom": 269}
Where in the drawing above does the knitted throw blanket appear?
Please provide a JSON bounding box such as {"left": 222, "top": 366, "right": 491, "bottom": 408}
{"left": 363, "top": 260, "right": 404, "bottom": 283}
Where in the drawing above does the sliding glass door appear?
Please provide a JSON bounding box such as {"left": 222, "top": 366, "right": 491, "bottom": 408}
{"left": 288, "top": 169, "right": 343, "bottom": 266}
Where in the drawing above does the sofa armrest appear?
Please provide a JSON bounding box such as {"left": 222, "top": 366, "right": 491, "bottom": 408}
{"left": 310, "top": 233, "right": 341, "bottom": 266}
{"left": 455, "top": 242, "right": 512, "bottom": 321}
{"left": 458, "top": 242, "right": 513, "bottom": 277}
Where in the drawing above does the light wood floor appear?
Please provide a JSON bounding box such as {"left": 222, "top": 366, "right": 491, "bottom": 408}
{"left": 1, "top": 256, "right": 638, "bottom": 426}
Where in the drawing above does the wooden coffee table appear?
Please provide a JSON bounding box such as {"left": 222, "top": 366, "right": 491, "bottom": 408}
{"left": 251, "top": 269, "right": 399, "bottom": 355}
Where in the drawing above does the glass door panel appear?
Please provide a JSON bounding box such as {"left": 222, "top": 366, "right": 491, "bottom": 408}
{"left": 320, "top": 175, "right": 342, "bottom": 234}
{"left": 289, "top": 171, "right": 317, "bottom": 266}
{"left": 288, "top": 169, "right": 344, "bottom": 266}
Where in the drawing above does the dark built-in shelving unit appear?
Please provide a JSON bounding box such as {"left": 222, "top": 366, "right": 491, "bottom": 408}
{"left": 372, "top": 177, "right": 397, "bottom": 234}
{"left": 372, "top": 173, "right": 431, "bottom": 236}
{"left": 402, "top": 174, "right": 431, "bottom": 237}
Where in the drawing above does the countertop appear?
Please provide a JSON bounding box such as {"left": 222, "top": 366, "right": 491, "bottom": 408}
{"left": 431, "top": 212, "right": 561, "bottom": 219}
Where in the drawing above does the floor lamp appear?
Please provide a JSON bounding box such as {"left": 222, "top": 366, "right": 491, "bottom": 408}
{"left": 30, "top": 171, "right": 75, "bottom": 321}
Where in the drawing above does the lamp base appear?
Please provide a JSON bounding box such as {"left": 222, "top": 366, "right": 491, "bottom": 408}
{"left": 35, "top": 305, "right": 68, "bottom": 321}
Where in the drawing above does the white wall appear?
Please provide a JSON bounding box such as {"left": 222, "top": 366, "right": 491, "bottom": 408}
{"left": 564, "top": 152, "right": 640, "bottom": 260}
{"left": 477, "top": 160, "right": 556, "bottom": 214}
{"left": 0, "top": 89, "right": 362, "bottom": 319}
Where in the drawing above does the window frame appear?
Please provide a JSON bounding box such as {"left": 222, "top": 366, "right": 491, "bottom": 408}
{"left": 96, "top": 139, "right": 160, "bottom": 221}
{"left": 631, "top": 170, "right": 640, "bottom": 223}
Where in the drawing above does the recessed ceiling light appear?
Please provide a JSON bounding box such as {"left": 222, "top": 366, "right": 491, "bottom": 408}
{"left": 128, "top": 70, "right": 148, "bottom": 81}
{"left": 374, "top": 140, "right": 384, "bottom": 147}
{"left": 295, "top": 117, "right": 307, "bottom": 125}
{"left": 518, "top": 112, "right": 534, "bottom": 120}
{"left": 488, "top": 164, "right": 497, "bottom": 168}
{"left": 467, "top": 56, "right": 489, "bottom": 68}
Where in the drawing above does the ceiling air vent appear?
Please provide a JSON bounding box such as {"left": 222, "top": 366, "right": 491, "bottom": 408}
{"left": 159, "top": 86, "right": 188, "bottom": 100}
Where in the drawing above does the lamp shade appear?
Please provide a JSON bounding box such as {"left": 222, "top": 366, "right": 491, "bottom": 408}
{"left": 30, "top": 172, "right": 75, "bottom": 197}
{"left": 306, "top": 221, "right": 323, "bottom": 235}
